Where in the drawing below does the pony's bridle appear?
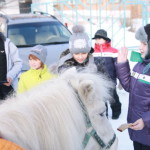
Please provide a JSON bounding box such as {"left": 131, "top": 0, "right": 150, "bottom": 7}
{"left": 69, "top": 83, "right": 116, "bottom": 150}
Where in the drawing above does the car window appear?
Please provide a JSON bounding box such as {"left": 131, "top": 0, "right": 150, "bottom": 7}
{"left": 8, "top": 21, "right": 71, "bottom": 47}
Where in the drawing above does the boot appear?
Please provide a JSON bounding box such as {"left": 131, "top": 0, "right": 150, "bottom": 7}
{"left": 111, "top": 103, "right": 121, "bottom": 119}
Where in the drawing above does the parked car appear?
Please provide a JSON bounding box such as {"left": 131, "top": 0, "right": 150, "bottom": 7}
{"left": 0, "top": 13, "right": 71, "bottom": 72}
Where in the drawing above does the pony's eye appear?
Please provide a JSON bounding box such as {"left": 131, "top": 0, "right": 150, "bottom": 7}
{"left": 99, "top": 111, "right": 106, "bottom": 117}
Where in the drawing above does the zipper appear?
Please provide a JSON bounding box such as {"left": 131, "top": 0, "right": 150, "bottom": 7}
{"left": 100, "top": 44, "right": 103, "bottom": 57}
{"left": 130, "top": 72, "right": 140, "bottom": 136}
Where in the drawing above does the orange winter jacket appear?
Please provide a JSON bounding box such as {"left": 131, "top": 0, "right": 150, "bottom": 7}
{"left": 0, "top": 139, "right": 24, "bottom": 150}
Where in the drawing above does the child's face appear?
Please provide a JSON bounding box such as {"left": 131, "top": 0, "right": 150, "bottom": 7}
{"left": 73, "top": 53, "right": 88, "bottom": 64}
{"left": 139, "top": 42, "right": 148, "bottom": 58}
{"left": 95, "top": 38, "right": 106, "bottom": 45}
{"left": 29, "top": 58, "right": 42, "bottom": 70}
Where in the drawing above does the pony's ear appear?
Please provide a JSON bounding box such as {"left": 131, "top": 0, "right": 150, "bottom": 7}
{"left": 79, "top": 80, "right": 94, "bottom": 99}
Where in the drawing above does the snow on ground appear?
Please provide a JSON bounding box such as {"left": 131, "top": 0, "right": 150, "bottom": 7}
{"left": 109, "top": 88, "right": 133, "bottom": 150}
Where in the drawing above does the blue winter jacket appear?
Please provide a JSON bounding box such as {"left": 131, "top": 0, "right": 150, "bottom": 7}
{"left": 93, "top": 43, "right": 118, "bottom": 84}
{"left": 115, "top": 60, "right": 150, "bottom": 146}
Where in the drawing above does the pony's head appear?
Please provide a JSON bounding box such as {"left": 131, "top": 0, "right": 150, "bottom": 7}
{"left": 60, "top": 69, "right": 118, "bottom": 149}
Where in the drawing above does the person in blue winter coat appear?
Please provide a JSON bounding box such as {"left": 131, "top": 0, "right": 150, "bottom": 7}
{"left": 116, "top": 24, "right": 150, "bottom": 150}
{"left": 0, "top": 32, "right": 22, "bottom": 100}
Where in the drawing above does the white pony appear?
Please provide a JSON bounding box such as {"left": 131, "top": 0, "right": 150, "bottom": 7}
{"left": 0, "top": 70, "right": 118, "bottom": 150}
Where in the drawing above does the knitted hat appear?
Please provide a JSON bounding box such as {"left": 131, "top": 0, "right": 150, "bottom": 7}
{"left": 135, "top": 24, "right": 150, "bottom": 59}
{"left": 69, "top": 25, "right": 91, "bottom": 54}
{"left": 135, "top": 25, "right": 149, "bottom": 42}
{"left": 30, "top": 45, "right": 47, "bottom": 63}
{"left": 92, "top": 29, "right": 111, "bottom": 42}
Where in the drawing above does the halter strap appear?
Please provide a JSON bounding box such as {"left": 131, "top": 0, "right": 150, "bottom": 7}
{"left": 68, "top": 83, "right": 116, "bottom": 149}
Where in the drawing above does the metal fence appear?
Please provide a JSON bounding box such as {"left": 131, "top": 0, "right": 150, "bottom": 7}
{"left": 31, "top": 0, "right": 150, "bottom": 49}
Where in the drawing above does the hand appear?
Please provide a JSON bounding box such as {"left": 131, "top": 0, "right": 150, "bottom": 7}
{"left": 3, "top": 77, "right": 12, "bottom": 86}
{"left": 117, "top": 47, "right": 128, "bottom": 63}
{"left": 130, "top": 118, "right": 145, "bottom": 130}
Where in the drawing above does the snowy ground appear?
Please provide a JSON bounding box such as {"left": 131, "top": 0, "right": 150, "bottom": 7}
{"left": 108, "top": 88, "right": 133, "bottom": 150}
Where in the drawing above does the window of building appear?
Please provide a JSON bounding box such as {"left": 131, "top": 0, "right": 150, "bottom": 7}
{"left": 91, "top": 0, "right": 98, "bottom": 3}
{"left": 0, "top": 0, "right": 5, "bottom": 7}
{"left": 109, "top": 0, "right": 120, "bottom": 3}
{"left": 68, "top": 0, "right": 80, "bottom": 4}
{"left": 86, "top": 0, "right": 98, "bottom": 4}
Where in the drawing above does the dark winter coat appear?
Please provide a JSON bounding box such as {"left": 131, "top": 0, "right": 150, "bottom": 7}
{"left": 0, "top": 34, "right": 7, "bottom": 83}
{"left": 93, "top": 43, "right": 118, "bottom": 84}
{"left": 115, "top": 60, "right": 150, "bottom": 146}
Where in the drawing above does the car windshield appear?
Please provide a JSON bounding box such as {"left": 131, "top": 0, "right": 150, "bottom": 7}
{"left": 8, "top": 21, "right": 71, "bottom": 47}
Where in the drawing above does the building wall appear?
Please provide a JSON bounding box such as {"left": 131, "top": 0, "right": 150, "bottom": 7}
{"left": 32, "top": 0, "right": 54, "bottom": 14}
{"left": 0, "top": 0, "right": 20, "bottom": 14}
{"left": 54, "top": 0, "right": 144, "bottom": 19}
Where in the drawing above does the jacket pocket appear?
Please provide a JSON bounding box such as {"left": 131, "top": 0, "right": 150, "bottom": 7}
{"left": 146, "top": 127, "right": 150, "bottom": 135}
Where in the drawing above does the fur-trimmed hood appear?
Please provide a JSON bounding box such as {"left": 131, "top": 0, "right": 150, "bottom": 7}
{"left": 58, "top": 48, "right": 94, "bottom": 69}
{"left": 135, "top": 26, "right": 148, "bottom": 42}
{"left": 57, "top": 49, "right": 97, "bottom": 74}
{"left": 135, "top": 25, "right": 150, "bottom": 60}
